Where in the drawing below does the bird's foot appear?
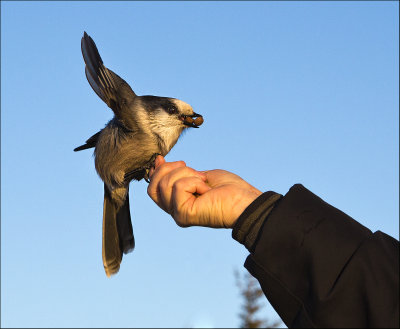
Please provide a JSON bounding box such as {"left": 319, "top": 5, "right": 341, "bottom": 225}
{"left": 124, "top": 153, "right": 161, "bottom": 184}
{"left": 144, "top": 153, "right": 161, "bottom": 183}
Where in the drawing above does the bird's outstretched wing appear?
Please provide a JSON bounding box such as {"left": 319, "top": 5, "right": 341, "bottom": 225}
{"left": 81, "top": 32, "right": 136, "bottom": 120}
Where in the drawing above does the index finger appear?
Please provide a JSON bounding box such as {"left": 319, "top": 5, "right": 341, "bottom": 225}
{"left": 147, "top": 158, "right": 186, "bottom": 204}
{"left": 149, "top": 155, "right": 166, "bottom": 179}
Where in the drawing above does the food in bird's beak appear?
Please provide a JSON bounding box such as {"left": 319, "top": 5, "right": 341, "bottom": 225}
{"left": 180, "top": 114, "right": 204, "bottom": 128}
{"left": 194, "top": 116, "right": 204, "bottom": 126}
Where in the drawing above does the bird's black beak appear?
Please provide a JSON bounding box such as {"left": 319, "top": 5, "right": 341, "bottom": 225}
{"left": 180, "top": 112, "right": 204, "bottom": 128}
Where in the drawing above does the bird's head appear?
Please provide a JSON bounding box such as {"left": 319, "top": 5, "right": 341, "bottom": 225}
{"left": 133, "top": 95, "right": 203, "bottom": 153}
{"left": 138, "top": 95, "right": 203, "bottom": 130}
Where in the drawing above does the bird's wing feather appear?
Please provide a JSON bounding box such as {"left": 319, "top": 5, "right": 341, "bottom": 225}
{"left": 73, "top": 130, "right": 101, "bottom": 152}
{"left": 81, "top": 32, "right": 136, "bottom": 120}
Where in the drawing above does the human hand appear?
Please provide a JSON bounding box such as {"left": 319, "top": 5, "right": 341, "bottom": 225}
{"left": 147, "top": 156, "right": 262, "bottom": 228}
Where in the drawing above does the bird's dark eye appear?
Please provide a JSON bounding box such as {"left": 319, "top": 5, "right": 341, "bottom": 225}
{"left": 167, "top": 106, "right": 178, "bottom": 115}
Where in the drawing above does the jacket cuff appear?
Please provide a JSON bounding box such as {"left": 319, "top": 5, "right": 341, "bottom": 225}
{"left": 232, "top": 191, "right": 282, "bottom": 252}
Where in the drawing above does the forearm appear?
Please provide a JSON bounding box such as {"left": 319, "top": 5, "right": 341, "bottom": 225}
{"left": 233, "top": 184, "right": 399, "bottom": 328}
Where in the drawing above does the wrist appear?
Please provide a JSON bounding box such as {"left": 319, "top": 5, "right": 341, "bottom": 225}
{"left": 229, "top": 189, "right": 263, "bottom": 228}
{"left": 232, "top": 191, "right": 282, "bottom": 251}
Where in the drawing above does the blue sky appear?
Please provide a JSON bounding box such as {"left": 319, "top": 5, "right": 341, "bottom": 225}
{"left": 1, "top": 1, "right": 398, "bottom": 328}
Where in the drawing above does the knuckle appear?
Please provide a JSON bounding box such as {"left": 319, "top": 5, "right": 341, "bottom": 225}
{"left": 175, "top": 217, "right": 189, "bottom": 228}
{"left": 146, "top": 183, "right": 152, "bottom": 195}
{"left": 147, "top": 183, "right": 156, "bottom": 199}
{"left": 182, "top": 166, "right": 195, "bottom": 175}
{"left": 173, "top": 179, "right": 186, "bottom": 191}
{"left": 167, "top": 160, "right": 185, "bottom": 170}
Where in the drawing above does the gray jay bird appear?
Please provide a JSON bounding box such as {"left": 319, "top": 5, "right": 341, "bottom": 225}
{"left": 74, "top": 32, "right": 203, "bottom": 277}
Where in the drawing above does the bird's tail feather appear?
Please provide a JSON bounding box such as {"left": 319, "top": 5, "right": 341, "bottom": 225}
{"left": 102, "top": 184, "right": 134, "bottom": 277}
{"left": 116, "top": 190, "right": 135, "bottom": 254}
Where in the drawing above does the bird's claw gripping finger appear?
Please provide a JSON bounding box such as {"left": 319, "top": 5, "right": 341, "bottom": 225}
{"left": 125, "top": 153, "right": 161, "bottom": 184}
{"left": 148, "top": 153, "right": 161, "bottom": 167}
{"left": 144, "top": 153, "right": 161, "bottom": 183}
{"left": 124, "top": 167, "right": 147, "bottom": 183}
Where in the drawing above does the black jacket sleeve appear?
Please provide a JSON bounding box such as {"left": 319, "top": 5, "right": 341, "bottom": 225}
{"left": 233, "top": 184, "right": 399, "bottom": 328}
